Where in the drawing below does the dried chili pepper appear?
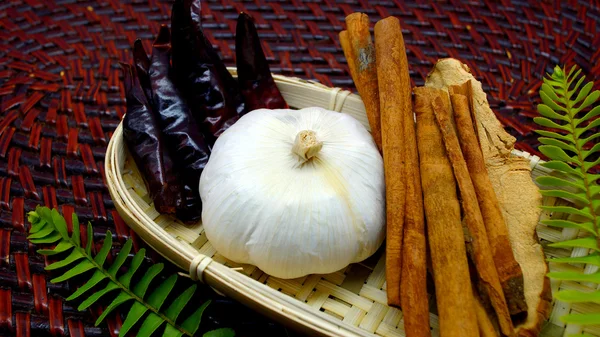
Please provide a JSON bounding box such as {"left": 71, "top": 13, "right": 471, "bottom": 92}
{"left": 121, "top": 63, "right": 181, "bottom": 214}
{"left": 171, "top": 0, "right": 246, "bottom": 147}
{"left": 132, "top": 39, "right": 153, "bottom": 102}
{"left": 150, "top": 25, "right": 209, "bottom": 223}
{"left": 236, "top": 13, "right": 287, "bottom": 111}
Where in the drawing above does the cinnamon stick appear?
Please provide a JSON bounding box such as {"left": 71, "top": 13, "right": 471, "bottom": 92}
{"left": 374, "top": 16, "right": 406, "bottom": 308}
{"left": 450, "top": 88, "right": 527, "bottom": 317}
{"left": 339, "top": 31, "right": 357, "bottom": 88}
{"left": 474, "top": 290, "right": 500, "bottom": 337}
{"left": 344, "top": 13, "right": 382, "bottom": 151}
{"left": 374, "top": 16, "right": 430, "bottom": 336}
{"left": 449, "top": 81, "right": 479, "bottom": 145}
{"left": 414, "top": 87, "right": 478, "bottom": 337}
{"left": 431, "top": 96, "right": 514, "bottom": 336}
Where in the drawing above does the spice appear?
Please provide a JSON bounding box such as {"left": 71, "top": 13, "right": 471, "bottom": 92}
{"left": 149, "top": 25, "right": 209, "bottom": 224}
{"left": 374, "top": 16, "right": 406, "bottom": 308}
{"left": 236, "top": 13, "right": 287, "bottom": 111}
{"left": 432, "top": 95, "right": 514, "bottom": 336}
{"left": 344, "top": 13, "right": 382, "bottom": 151}
{"left": 450, "top": 88, "right": 527, "bottom": 316}
{"left": 199, "top": 107, "right": 385, "bottom": 279}
{"left": 132, "top": 39, "right": 152, "bottom": 102}
{"left": 474, "top": 289, "right": 500, "bottom": 337}
{"left": 171, "top": 0, "right": 246, "bottom": 147}
{"left": 121, "top": 63, "right": 181, "bottom": 214}
{"left": 414, "top": 87, "right": 478, "bottom": 337}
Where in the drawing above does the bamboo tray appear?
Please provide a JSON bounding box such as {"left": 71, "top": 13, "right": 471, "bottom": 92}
{"left": 106, "top": 72, "right": 593, "bottom": 337}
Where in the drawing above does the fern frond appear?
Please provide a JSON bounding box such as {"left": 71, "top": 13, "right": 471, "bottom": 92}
{"left": 536, "top": 64, "right": 600, "bottom": 334}
{"left": 26, "top": 206, "right": 230, "bottom": 337}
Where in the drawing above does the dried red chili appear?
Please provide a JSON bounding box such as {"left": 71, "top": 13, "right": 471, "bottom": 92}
{"left": 236, "top": 13, "right": 288, "bottom": 111}
{"left": 121, "top": 63, "right": 181, "bottom": 214}
{"left": 171, "top": 0, "right": 246, "bottom": 147}
{"left": 149, "top": 25, "right": 209, "bottom": 223}
{"left": 132, "top": 39, "right": 153, "bottom": 102}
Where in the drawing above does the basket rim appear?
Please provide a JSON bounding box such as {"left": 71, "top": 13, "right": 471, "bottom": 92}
{"left": 105, "top": 74, "right": 547, "bottom": 337}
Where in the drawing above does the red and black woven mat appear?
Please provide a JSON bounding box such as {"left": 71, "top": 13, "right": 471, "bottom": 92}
{"left": 0, "top": 1, "right": 598, "bottom": 336}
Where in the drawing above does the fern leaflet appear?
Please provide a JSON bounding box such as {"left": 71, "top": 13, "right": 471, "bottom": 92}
{"left": 535, "top": 65, "right": 600, "bottom": 332}
{"left": 27, "top": 206, "right": 234, "bottom": 337}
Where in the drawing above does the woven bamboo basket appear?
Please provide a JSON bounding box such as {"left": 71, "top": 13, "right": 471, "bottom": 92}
{"left": 106, "top": 71, "right": 594, "bottom": 337}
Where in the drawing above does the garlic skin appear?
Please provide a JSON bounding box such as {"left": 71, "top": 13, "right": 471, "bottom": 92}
{"left": 199, "top": 107, "right": 385, "bottom": 279}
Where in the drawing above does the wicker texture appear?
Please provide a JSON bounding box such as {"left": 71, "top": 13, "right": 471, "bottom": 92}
{"left": 0, "top": 0, "right": 599, "bottom": 336}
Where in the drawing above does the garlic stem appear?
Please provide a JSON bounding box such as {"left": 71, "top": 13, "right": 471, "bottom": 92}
{"left": 292, "top": 130, "right": 323, "bottom": 163}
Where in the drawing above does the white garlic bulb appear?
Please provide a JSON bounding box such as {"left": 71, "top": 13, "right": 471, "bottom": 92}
{"left": 199, "top": 107, "right": 385, "bottom": 279}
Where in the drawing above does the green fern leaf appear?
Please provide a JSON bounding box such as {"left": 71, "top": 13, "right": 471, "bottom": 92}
{"left": 540, "top": 205, "right": 593, "bottom": 219}
{"left": 538, "top": 137, "right": 578, "bottom": 153}
{"left": 549, "top": 253, "right": 600, "bottom": 266}
{"left": 164, "top": 285, "right": 196, "bottom": 321}
{"left": 147, "top": 274, "right": 178, "bottom": 309}
{"left": 572, "top": 90, "right": 600, "bottom": 114}
{"left": 119, "top": 248, "right": 146, "bottom": 288}
{"left": 108, "top": 239, "right": 133, "bottom": 276}
{"left": 26, "top": 206, "right": 226, "bottom": 337}
{"left": 86, "top": 222, "right": 93, "bottom": 255}
{"left": 540, "top": 91, "right": 568, "bottom": 113}
{"left": 120, "top": 301, "right": 149, "bottom": 337}
{"left": 51, "top": 208, "right": 69, "bottom": 239}
{"left": 539, "top": 145, "right": 580, "bottom": 165}
{"left": 29, "top": 232, "right": 63, "bottom": 245}
{"left": 133, "top": 263, "right": 164, "bottom": 298}
{"left": 37, "top": 206, "right": 53, "bottom": 226}
{"left": 537, "top": 176, "right": 585, "bottom": 191}
{"left": 181, "top": 301, "right": 211, "bottom": 335}
{"left": 28, "top": 226, "right": 56, "bottom": 240}
{"left": 575, "top": 105, "right": 600, "bottom": 126}
{"left": 29, "top": 218, "right": 48, "bottom": 234}
{"left": 163, "top": 324, "right": 184, "bottom": 337}
{"left": 577, "top": 118, "right": 600, "bottom": 138}
{"left": 51, "top": 260, "right": 96, "bottom": 283}
{"left": 555, "top": 289, "right": 600, "bottom": 303}
{"left": 203, "top": 328, "right": 236, "bottom": 337}
{"left": 582, "top": 143, "right": 600, "bottom": 161}
{"left": 94, "top": 232, "right": 113, "bottom": 266}
{"left": 541, "top": 160, "right": 584, "bottom": 177}
{"left": 549, "top": 237, "right": 599, "bottom": 251}
{"left": 38, "top": 241, "right": 74, "bottom": 255}
{"left": 568, "top": 74, "right": 588, "bottom": 100}
{"left": 45, "top": 249, "right": 85, "bottom": 271}
{"left": 72, "top": 212, "right": 80, "bottom": 246}
{"left": 547, "top": 271, "right": 600, "bottom": 283}
{"left": 538, "top": 105, "right": 569, "bottom": 122}
{"left": 95, "top": 291, "right": 133, "bottom": 325}
{"left": 535, "top": 130, "right": 574, "bottom": 143}
{"left": 560, "top": 313, "right": 600, "bottom": 325}
{"left": 541, "top": 82, "right": 564, "bottom": 104}
{"left": 533, "top": 117, "right": 569, "bottom": 132}
{"left": 585, "top": 157, "right": 600, "bottom": 172}
{"left": 540, "top": 190, "right": 589, "bottom": 204}
{"left": 67, "top": 270, "right": 107, "bottom": 300}
{"left": 137, "top": 313, "right": 165, "bottom": 337}
{"left": 78, "top": 282, "right": 120, "bottom": 310}
{"left": 541, "top": 219, "right": 595, "bottom": 235}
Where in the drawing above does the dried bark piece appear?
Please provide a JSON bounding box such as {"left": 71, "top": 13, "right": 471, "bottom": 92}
{"left": 425, "top": 58, "right": 551, "bottom": 336}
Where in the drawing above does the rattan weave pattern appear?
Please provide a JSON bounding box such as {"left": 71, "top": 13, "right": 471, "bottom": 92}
{"left": 0, "top": 0, "right": 598, "bottom": 336}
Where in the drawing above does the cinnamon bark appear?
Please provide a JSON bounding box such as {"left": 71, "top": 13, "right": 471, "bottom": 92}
{"left": 431, "top": 96, "right": 514, "bottom": 336}
{"left": 374, "top": 16, "right": 430, "bottom": 337}
{"left": 450, "top": 90, "right": 527, "bottom": 317}
{"left": 374, "top": 16, "right": 406, "bottom": 308}
{"left": 345, "top": 13, "right": 382, "bottom": 151}
{"left": 474, "top": 289, "right": 500, "bottom": 337}
{"left": 414, "top": 87, "right": 478, "bottom": 337}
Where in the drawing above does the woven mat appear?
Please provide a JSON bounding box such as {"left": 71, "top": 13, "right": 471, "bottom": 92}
{"left": 0, "top": 0, "right": 598, "bottom": 336}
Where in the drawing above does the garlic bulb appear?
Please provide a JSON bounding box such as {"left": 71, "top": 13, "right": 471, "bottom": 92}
{"left": 199, "top": 107, "right": 385, "bottom": 279}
